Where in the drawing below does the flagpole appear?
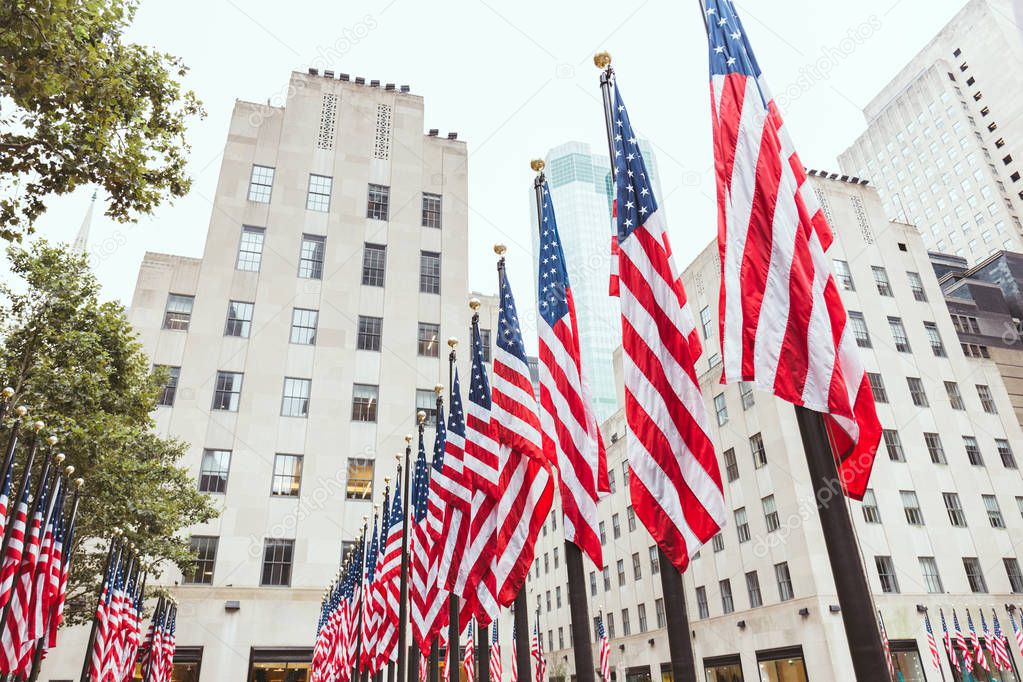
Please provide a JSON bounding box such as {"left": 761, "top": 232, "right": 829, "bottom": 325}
{"left": 80, "top": 531, "right": 122, "bottom": 682}
{"left": 513, "top": 591, "right": 531, "bottom": 682}
{"left": 398, "top": 433, "right": 414, "bottom": 682}
{"left": 446, "top": 338, "right": 460, "bottom": 682}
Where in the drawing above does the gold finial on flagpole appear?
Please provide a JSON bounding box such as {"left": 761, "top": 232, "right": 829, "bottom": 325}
{"left": 469, "top": 298, "right": 481, "bottom": 311}
{"left": 530, "top": 159, "right": 545, "bottom": 173}
{"left": 594, "top": 51, "right": 612, "bottom": 69}
{"left": 417, "top": 411, "right": 426, "bottom": 425}
{"left": 494, "top": 244, "right": 507, "bottom": 256}
{"left": 447, "top": 337, "right": 458, "bottom": 349}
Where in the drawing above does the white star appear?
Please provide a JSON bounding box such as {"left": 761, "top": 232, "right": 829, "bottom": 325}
{"left": 624, "top": 218, "right": 633, "bottom": 227}
{"left": 731, "top": 30, "right": 741, "bottom": 40}
{"left": 714, "top": 46, "right": 725, "bottom": 54}
{"left": 625, "top": 200, "right": 635, "bottom": 209}
{"left": 718, "top": 17, "right": 727, "bottom": 26}
{"left": 639, "top": 206, "right": 648, "bottom": 215}
{"left": 640, "top": 188, "right": 649, "bottom": 196}
{"left": 727, "top": 57, "right": 736, "bottom": 66}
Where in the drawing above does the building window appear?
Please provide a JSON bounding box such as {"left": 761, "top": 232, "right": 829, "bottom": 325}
{"left": 357, "top": 316, "right": 383, "bottom": 352}
{"left": 945, "top": 381, "right": 965, "bottom": 410}
{"left": 621, "top": 608, "right": 631, "bottom": 636}
{"left": 299, "top": 235, "right": 325, "bottom": 279}
{"left": 695, "top": 587, "right": 709, "bottom": 619}
{"left": 734, "top": 507, "right": 750, "bottom": 543}
{"left": 602, "top": 567, "right": 611, "bottom": 592}
{"left": 480, "top": 328, "right": 492, "bottom": 363}
{"left": 632, "top": 552, "right": 642, "bottom": 580}
{"left": 963, "top": 436, "right": 984, "bottom": 466}
{"left": 919, "top": 556, "right": 944, "bottom": 593}
{"left": 924, "top": 433, "right": 947, "bottom": 464}
{"left": 155, "top": 365, "right": 180, "bottom": 407}
{"left": 944, "top": 492, "right": 967, "bottom": 527}
{"left": 712, "top": 533, "right": 724, "bottom": 553}
{"left": 599, "top": 521, "right": 606, "bottom": 545}
{"left": 708, "top": 353, "right": 721, "bottom": 370}
{"left": 351, "top": 384, "right": 378, "bottom": 422}
{"left": 1005, "top": 558, "right": 1023, "bottom": 593}
{"left": 901, "top": 490, "right": 924, "bottom": 525}
{"left": 723, "top": 448, "right": 738, "bottom": 482}
{"left": 655, "top": 598, "right": 666, "bottom": 628}
{"left": 862, "top": 489, "right": 881, "bottom": 523}
{"left": 749, "top": 432, "right": 767, "bottom": 468}
{"left": 906, "top": 271, "right": 927, "bottom": 301}
{"left": 963, "top": 557, "right": 988, "bottom": 593}
{"left": 746, "top": 571, "right": 763, "bottom": 608}
{"left": 589, "top": 572, "right": 597, "bottom": 597}
{"left": 271, "top": 454, "right": 303, "bottom": 497}
{"left": 921, "top": 322, "right": 946, "bottom": 357}
{"left": 290, "top": 308, "right": 318, "bottom": 345}
{"left": 883, "top": 430, "right": 905, "bottom": 462}
{"left": 612, "top": 513, "right": 621, "bottom": 539}
{"left": 907, "top": 377, "right": 928, "bottom": 407}
{"left": 224, "top": 301, "right": 254, "bottom": 338}
{"left": 345, "top": 458, "right": 374, "bottom": 500}
{"left": 720, "top": 579, "right": 734, "bottom": 614}
{"left": 306, "top": 174, "right": 332, "bottom": 212}
{"left": 997, "top": 439, "right": 1017, "bottom": 468}
{"left": 833, "top": 259, "right": 854, "bottom": 290}
{"left": 362, "top": 244, "right": 387, "bottom": 287}
{"left": 416, "top": 389, "right": 438, "bottom": 423}
{"left": 649, "top": 546, "right": 660, "bottom": 575}
{"left": 260, "top": 539, "right": 294, "bottom": 586}
{"left": 627, "top": 505, "right": 637, "bottom": 532}
{"left": 713, "top": 393, "right": 728, "bottom": 426}
{"left": 616, "top": 559, "right": 626, "bottom": 586}
{"left": 418, "top": 322, "right": 440, "bottom": 357}
{"left": 419, "top": 251, "right": 441, "bottom": 294}
{"left": 556, "top": 586, "right": 562, "bottom": 608}
{"left": 984, "top": 494, "right": 1005, "bottom": 528}
{"left": 762, "top": 495, "right": 779, "bottom": 532}
{"left": 163, "top": 294, "right": 194, "bottom": 331}
{"left": 367, "top": 184, "right": 390, "bottom": 220}
{"left": 868, "top": 373, "right": 888, "bottom": 403}
{"left": 247, "top": 165, "right": 274, "bottom": 203}
{"left": 422, "top": 193, "right": 442, "bottom": 228}
{"left": 888, "top": 317, "right": 911, "bottom": 352}
{"left": 848, "top": 311, "right": 871, "bottom": 348}
{"left": 962, "top": 343, "right": 990, "bottom": 358}
{"left": 875, "top": 555, "right": 900, "bottom": 593}
{"left": 198, "top": 449, "right": 231, "bottom": 493}
{"left": 281, "top": 377, "right": 311, "bottom": 418}
{"left": 775, "top": 562, "right": 794, "bottom": 601}
{"left": 184, "top": 536, "right": 218, "bottom": 585}
{"left": 872, "top": 266, "right": 893, "bottom": 296}
{"left": 740, "top": 381, "right": 755, "bottom": 410}
{"left": 212, "top": 371, "right": 242, "bottom": 411}
{"left": 977, "top": 384, "right": 997, "bottom": 413}
{"left": 700, "top": 306, "right": 713, "bottom": 339}
{"left": 236, "top": 226, "right": 265, "bottom": 271}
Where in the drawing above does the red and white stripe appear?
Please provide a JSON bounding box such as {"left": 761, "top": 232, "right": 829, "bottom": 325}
{"left": 490, "top": 626, "right": 502, "bottom": 682}
{"left": 464, "top": 620, "right": 476, "bottom": 682}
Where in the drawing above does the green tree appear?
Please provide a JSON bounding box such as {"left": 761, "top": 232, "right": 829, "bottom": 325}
{"left": 0, "top": 0, "right": 205, "bottom": 242}
{"left": 0, "top": 241, "right": 217, "bottom": 625}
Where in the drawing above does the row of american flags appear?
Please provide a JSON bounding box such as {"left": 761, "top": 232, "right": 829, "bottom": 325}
{"left": 918, "top": 606, "right": 1023, "bottom": 676}
{"left": 312, "top": 0, "right": 888, "bottom": 677}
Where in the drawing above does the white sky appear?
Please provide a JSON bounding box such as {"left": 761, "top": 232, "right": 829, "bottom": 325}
{"left": 28, "top": 0, "right": 968, "bottom": 311}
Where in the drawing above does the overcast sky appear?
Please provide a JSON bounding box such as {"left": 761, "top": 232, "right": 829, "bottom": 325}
{"left": 29, "top": 0, "right": 971, "bottom": 312}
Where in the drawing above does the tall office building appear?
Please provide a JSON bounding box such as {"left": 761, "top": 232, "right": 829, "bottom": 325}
{"left": 839, "top": 0, "right": 1023, "bottom": 265}
{"left": 527, "top": 174, "right": 1023, "bottom": 681}
{"left": 45, "top": 69, "right": 469, "bottom": 681}
{"left": 529, "top": 140, "right": 661, "bottom": 422}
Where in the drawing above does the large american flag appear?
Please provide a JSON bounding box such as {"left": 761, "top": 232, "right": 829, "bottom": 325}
{"left": 605, "top": 76, "right": 725, "bottom": 572}
{"left": 535, "top": 179, "right": 608, "bottom": 569}
{"left": 1009, "top": 609, "right": 1023, "bottom": 660}
{"left": 438, "top": 370, "right": 471, "bottom": 599}
{"left": 0, "top": 464, "right": 31, "bottom": 611}
{"left": 940, "top": 608, "right": 959, "bottom": 673}
{"left": 705, "top": 0, "right": 881, "bottom": 499}
{"left": 953, "top": 609, "right": 973, "bottom": 673}
{"left": 596, "top": 612, "right": 611, "bottom": 681}
{"left": 992, "top": 609, "right": 1013, "bottom": 670}
{"left": 411, "top": 427, "right": 434, "bottom": 650}
{"left": 968, "top": 609, "right": 988, "bottom": 671}
{"left": 378, "top": 469, "right": 404, "bottom": 666}
{"left": 422, "top": 403, "right": 452, "bottom": 644}
{"left": 359, "top": 516, "right": 380, "bottom": 672}
{"left": 923, "top": 612, "right": 940, "bottom": 672}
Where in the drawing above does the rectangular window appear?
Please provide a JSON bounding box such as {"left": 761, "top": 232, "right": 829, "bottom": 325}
{"left": 627, "top": 505, "right": 636, "bottom": 532}
{"left": 749, "top": 433, "right": 767, "bottom": 468}
{"left": 848, "top": 311, "right": 871, "bottom": 348}
{"left": 416, "top": 389, "right": 438, "bottom": 423}
{"left": 862, "top": 489, "right": 881, "bottom": 523}
{"left": 306, "top": 174, "right": 332, "bottom": 212}
{"left": 345, "top": 458, "right": 374, "bottom": 500}
{"left": 599, "top": 521, "right": 606, "bottom": 545}
{"left": 224, "top": 301, "right": 254, "bottom": 338}
{"left": 963, "top": 557, "right": 988, "bottom": 593}
{"left": 907, "top": 271, "right": 927, "bottom": 301}
{"left": 367, "top": 184, "right": 390, "bottom": 220}
{"left": 480, "top": 328, "right": 492, "bottom": 363}
{"left": 649, "top": 546, "right": 660, "bottom": 575}
{"left": 901, "top": 490, "right": 924, "bottom": 525}
{"left": 740, "top": 381, "right": 755, "bottom": 410}
{"left": 746, "top": 571, "right": 763, "bottom": 608}
{"left": 833, "top": 259, "right": 855, "bottom": 290}
{"left": 299, "top": 235, "right": 325, "bottom": 279}
{"left": 655, "top": 598, "right": 666, "bottom": 628}
{"left": 712, "top": 533, "right": 724, "bottom": 552}
{"left": 362, "top": 244, "right": 387, "bottom": 287}
{"left": 944, "top": 492, "right": 967, "bottom": 526}
{"left": 632, "top": 552, "right": 642, "bottom": 580}
{"left": 237, "top": 226, "right": 265, "bottom": 271}
{"left": 714, "top": 393, "right": 728, "bottom": 426}
{"left": 997, "top": 439, "right": 1017, "bottom": 468}
{"left": 1005, "top": 558, "right": 1023, "bottom": 593}
{"left": 700, "top": 306, "right": 713, "bottom": 339}
{"left": 945, "top": 381, "right": 965, "bottom": 410}
{"left": 603, "top": 567, "right": 611, "bottom": 592}
{"left": 617, "top": 559, "right": 626, "bottom": 586}
{"left": 925, "top": 433, "right": 947, "bottom": 464}
{"left": 247, "top": 164, "right": 274, "bottom": 203}
{"left": 873, "top": 266, "right": 893, "bottom": 296}
{"left": 868, "top": 373, "right": 888, "bottom": 403}
{"left": 290, "top": 308, "right": 318, "bottom": 345}
{"left": 919, "top": 557, "right": 944, "bottom": 593}
{"left": 720, "top": 579, "right": 734, "bottom": 614}
{"left": 612, "top": 514, "right": 621, "bottom": 539}
{"left": 963, "top": 436, "right": 984, "bottom": 466}
{"left": 696, "top": 587, "right": 709, "bottom": 619}
{"left": 984, "top": 494, "right": 1005, "bottom": 528}
{"left": 762, "top": 495, "right": 780, "bottom": 532}
{"left": 734, "top": 507, "right": 750, "bottom": 543}
{"left": 723, "top": 448, "right": 739, "bottom": 482}
{"left": 589, "top": 572, "right": 597, "bottom": 597}
{"left": 261, "top": 539, "right": 294, "bottom": 586}
{"left": 357, "top": 316, "right": 383, "bottom": 352}
{"left": 419, "top": 251, "right": 441, "bottom": 294}
{"left": 621, "top": 608, "right": 631, "bottom": 636}
{"left": 351, "top": 384, "right": 378, "bottom": 422}
{"left": 163, "top": 294, "right": 194, "bottom": 331}
{"left": 907, "top": 377, "right": 928, "bottom": 407}
{"left": 212, "top": 371, "right": 242, "bottom": 411}
{"left": 198, "top": 449, "right": 231, "bottom": 493}
{"left": 924, "top": 322, "right": 947, "bottom": 357}
{"left": 418, "top": 322, "right": 440, "bottom": 357}
{"left": 888, "top": 317, "right": 911, "bottom": 352}
{"left": 156, "top": 365, "right": 180, "bottom": 407}
{"left": 883, "top": 430, "right": 905, "bottom": 462}
{"left": 422, "top": 193, "right": 442, "bottom": 228}
{"left": 775, "top": 562, "right": 794, "bottom": 601}
{"left": 875, "top": 555, "right": 900, "bottom": 593}
{"left": 977, "top": 384, "right": 997, "bottom": 413}
{"left": 271, "top": 454, "right": 303, "bottom": 497}
{"left": 185, "top": 536, "right": 218, "bottom": 585}
{"left": 281, "top": 377, "right": 311, "bottom": 417}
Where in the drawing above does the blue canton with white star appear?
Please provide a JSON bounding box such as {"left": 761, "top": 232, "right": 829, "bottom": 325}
{"left": 469, "top": 324, "right": 492, "bottom": 410}
{"left": 433, "top": 402, "right": 446, "bottom": 474}
{"left": 704, "top": 0, "right": 762, "bottom": 79}
{"left": 537, "top": 180, "right": 571, "bottom": 328}
{"left": 497, "top": 266, "right": 529, "bottom": 365}
{"left": 412, "top": 430, "right": 429, "bottom": 523}
{"left": 365, "top": 517, "right": 379, "bottom": 583}
{"left": 448, "top": 369, "right": 467, "bottom": 438}
{"left": 612, "top": 83, "right": 659, "bottom": 243}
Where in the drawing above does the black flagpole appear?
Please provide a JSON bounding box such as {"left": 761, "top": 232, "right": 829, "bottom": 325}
{"left": 531, "top": 160, "right": 596, "bottom": 682}
{"left": 513, "top": 592, "right": 531, "bottom": 682}
{"left": 397, "top": 433, "right": 414, "bottom": 682}
{"left": 446, "top": 338, "right": 460, "bottom": 682}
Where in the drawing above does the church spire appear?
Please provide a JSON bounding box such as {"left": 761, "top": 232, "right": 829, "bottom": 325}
{"left": 72, "top": 191, "right": 97, "bottom": 254}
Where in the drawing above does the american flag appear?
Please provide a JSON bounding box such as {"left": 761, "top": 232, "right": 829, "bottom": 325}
{"left": 359, "top": 516, "right": 380, "bottom": 672}
{"left": 0, "top": 463, "right": 31, "bottom": 611}
{"left": 370, "top": 491, "right": 389, "bottom": 674}
{"left": 597, "top": 612, "right": 611, "bottom": 681}
{"left": 969, "top": 609, "right": 989, "bottom": 671}
{"left": 940, "top": 608, "right": 959, "bottom": 672}
{"left": 604, "top": 75, "right": 725, "bottom": 571}
{"left": 923, "top": 612, "right": 941, "bottom": 671}
{"left": 1010, "top": 608, "right": 1023, "bottom": 660}
{"left": 877, "top": 611, "right": 893, "bottom": 679}
{"left": 992, "top": 609, "right": 1013, "bottom": 670}
{"left": 490, "top": 623, "right": 502, "bottom": 682}
{"left": 953, "top": 609, "right": 973, "bottom": 673}
{"left": 422, "top": 401, "right": 452, "bottom": 645}
{"left": 47, "top": 486, "right": 76, "bottom": 650}
{"left": 0, "top": 453, "right": 14, "bottom": 553}
{"left": 535, "top": 179, "right": 608, "bottom": 569}
{"left": 704, "top": 0, "right": 881, "bottom": 499}
{"left": 509, "top": 622, "right": 518, "bottom": 682}
{"left": 464, "top": 619, "right": 476, "bottom": 682}
{"left": 531, "top": 619, "right": 546, "bottom": 682}
{"left": 411, "top": 426, "right": 434, "bottom": 650}
{"left": 378, "top": 471, "right": 404, "bottom": 666}
{"left": 438, "top": 370, "right": 471, "bottom": 601}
